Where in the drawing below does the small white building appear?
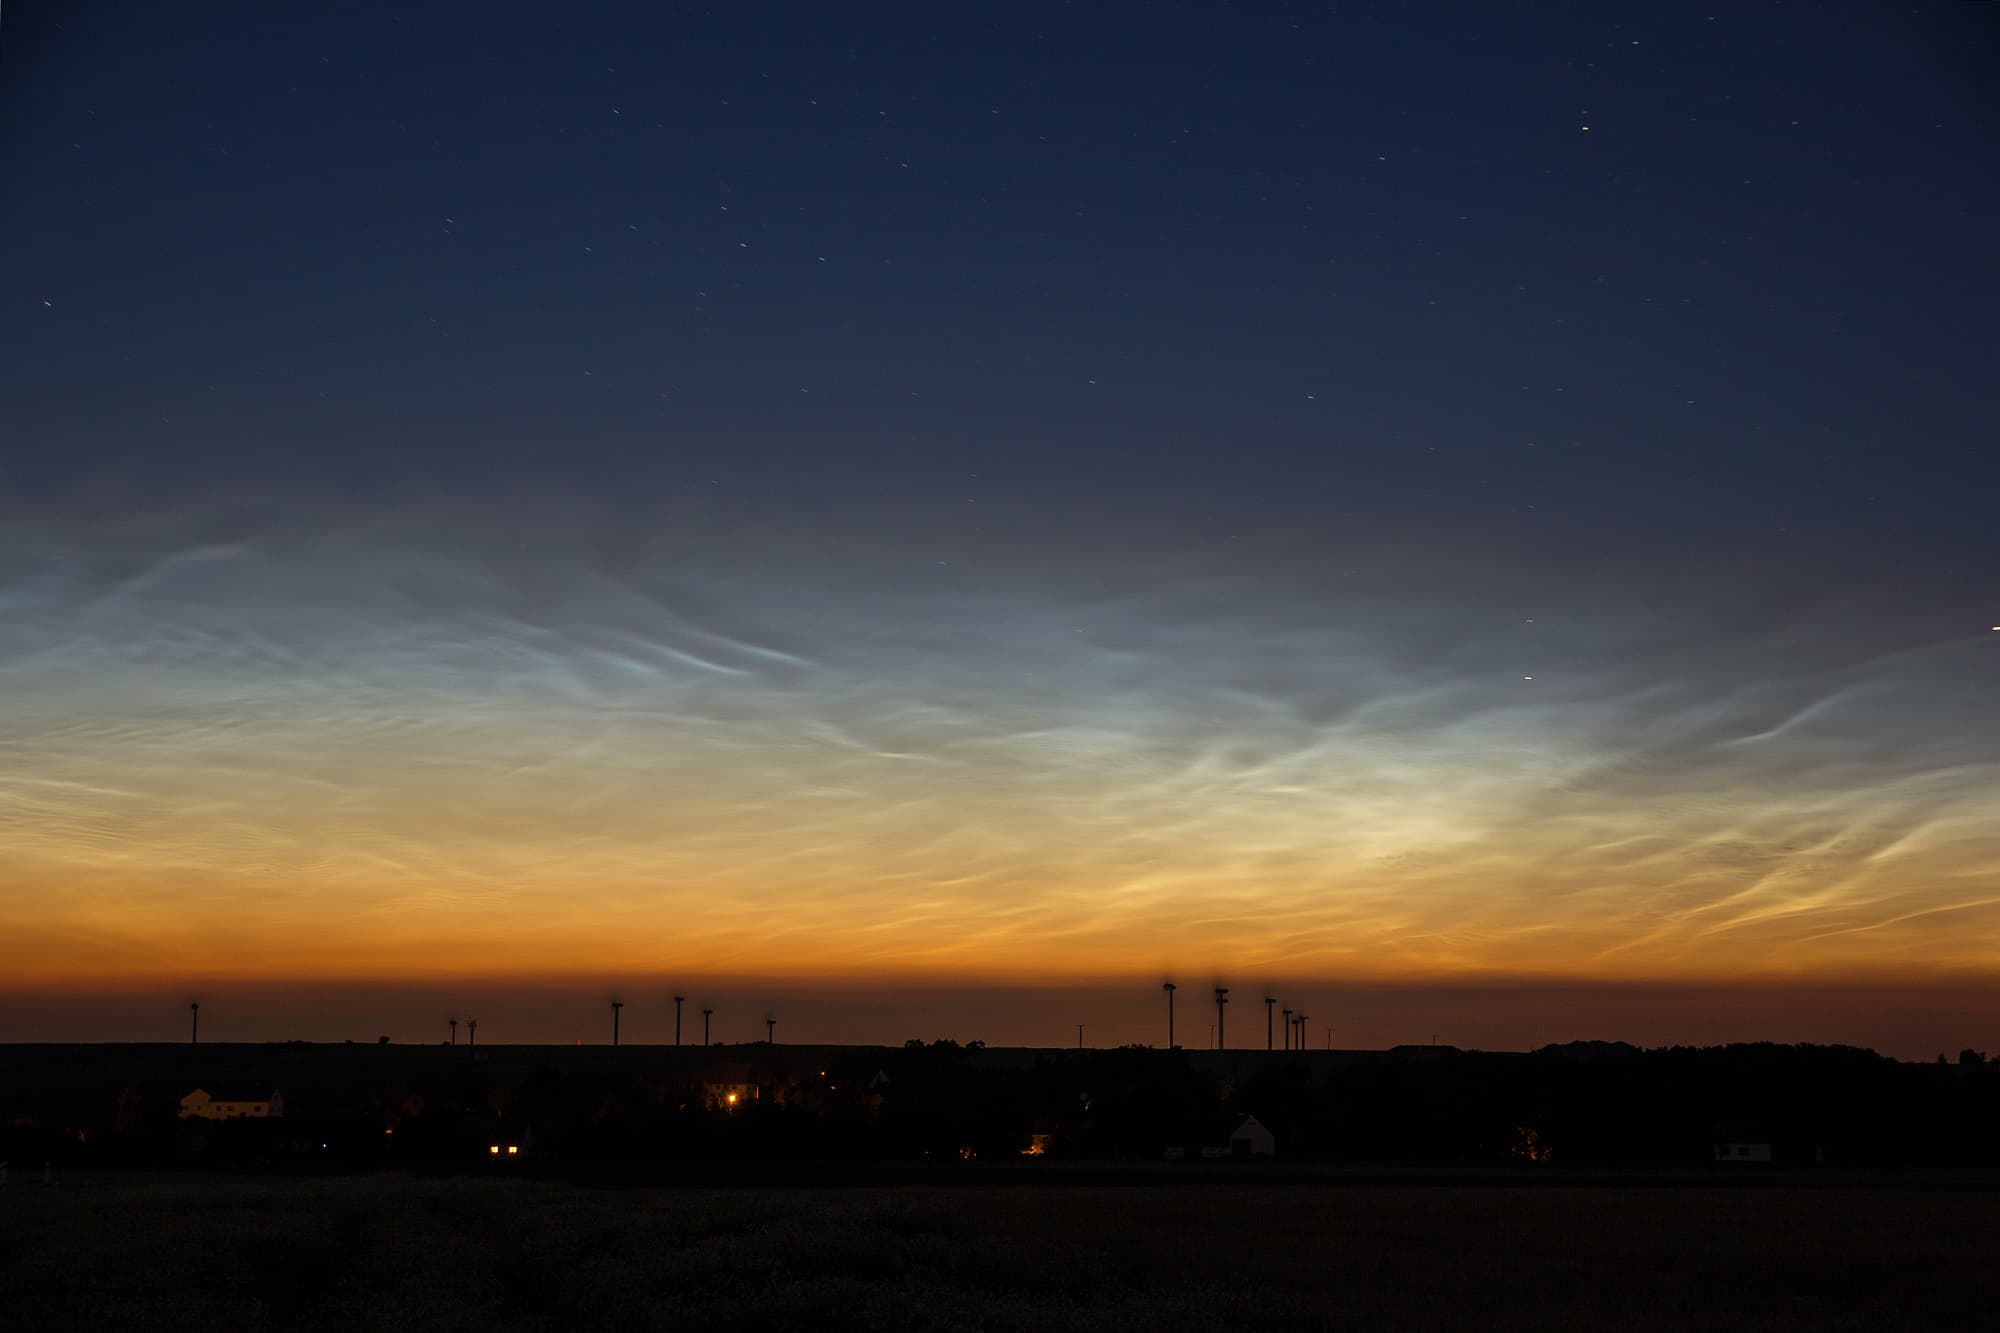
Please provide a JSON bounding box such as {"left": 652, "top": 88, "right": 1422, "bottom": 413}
{"left": 1216, "top": 1114, "right": 1276, "bottom": 1158}
{"left": 181, "top": 1088, "right": 285, "bottom": 1120}
{"left": 1714, "top": 1141, "right": 1773, "bottom": 1163}
{"left": 1166, "top": 1113, "right": 1276, "bottom": 1160}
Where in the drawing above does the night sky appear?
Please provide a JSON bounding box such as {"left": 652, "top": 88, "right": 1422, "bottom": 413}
{"left": 3, "top": 2, "right": 1996, "bottom": 1054}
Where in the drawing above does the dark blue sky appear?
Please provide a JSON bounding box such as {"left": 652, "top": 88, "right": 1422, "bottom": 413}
{"left": 4, "top": 1, "right": 1996, "bottom": 561}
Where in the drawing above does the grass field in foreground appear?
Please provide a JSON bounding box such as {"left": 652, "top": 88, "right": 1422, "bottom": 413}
{"left": 3, "top": 1175, "right": 1996, "bottom": 1331}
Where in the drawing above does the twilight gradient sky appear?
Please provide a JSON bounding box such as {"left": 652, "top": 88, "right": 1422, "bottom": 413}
{"left": 2, "top": 3, "right": 1996, "bottom": 1053}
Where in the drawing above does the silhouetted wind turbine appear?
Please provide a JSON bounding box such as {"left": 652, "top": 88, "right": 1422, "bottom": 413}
{"left": 673, "top": 995, "right": 685, "bottom": 1046}
{"left": 611, "top": 1000, "right": 623, "bottom": 1046}
{"left": 449, "top": 1018, "right": 457, "bottom": 1047}
{"left": 1162, "top": 982, "right": 1177, "bottom": 1049}
{"left": 765, "top": 1016, "right": 776, "bottom": 1044}
{"left": 466, "top": 1017, "right": 477, "bottom": 1049}
{"left": 1264, "top": 996, "right": 1275, "bottom": 1051}
{"left": 1213, "top": 986, "right": 1229, "bottom": 1049}
{"left": 702, "top": 1007, "right": 713, "bottom": 1044}
{"left": 1295, "top": 1012, "right": 1307, "bottom": 1051}
{"left": 1076, "top": 1023, "right": 1085, "bottom": 1049}
{"left": 189, "top": 1001, "right": 199, "bottom": 1045}
{"left": 1282, "top": 1006, "right": 1293, "bottom": 1051}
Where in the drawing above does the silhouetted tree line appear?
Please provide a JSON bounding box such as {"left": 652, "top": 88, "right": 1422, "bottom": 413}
{"left": 5, "top": 1039, "right": 2000, "bottom": 1172}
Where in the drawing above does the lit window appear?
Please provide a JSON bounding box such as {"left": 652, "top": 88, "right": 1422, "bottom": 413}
{"left": 507, "top": 1145, "right": 519, "bottom": 1155}
{"left": 489, "top": 1145, "right": 500, "bottom": 1154}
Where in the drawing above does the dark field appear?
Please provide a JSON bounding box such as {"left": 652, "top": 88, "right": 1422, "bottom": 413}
{"left": 4, "top": 1175, "right": 1997, "bottom": 1331}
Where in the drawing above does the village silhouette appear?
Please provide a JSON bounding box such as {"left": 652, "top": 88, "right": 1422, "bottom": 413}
{"left": 6, "top": 985, "right": 1996, "bottom": 1181}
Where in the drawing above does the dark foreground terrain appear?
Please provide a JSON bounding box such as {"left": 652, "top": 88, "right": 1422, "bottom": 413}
{"left": 3, "top": 1175, "right": 1997, "bottom": 1331}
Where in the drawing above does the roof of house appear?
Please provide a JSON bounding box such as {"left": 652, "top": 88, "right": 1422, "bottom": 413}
{"left": 184, "top": 1087, "right": 281, "bottom": 1102}
{"left": 1167, "top": 1113, "right": 1266, "bottom": 1145}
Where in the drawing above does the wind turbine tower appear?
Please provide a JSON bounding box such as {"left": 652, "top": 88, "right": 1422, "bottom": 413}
{"left": 1213, "top": 986, "right": 1229, "bottom": 1049}
{"left": 1162, "top": 981, "right": 1177, "bottom": 1049}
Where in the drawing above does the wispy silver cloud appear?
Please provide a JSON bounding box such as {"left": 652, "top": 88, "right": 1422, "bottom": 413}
{"left": 1, "top": 497, "right": 1994, "bottom": 989}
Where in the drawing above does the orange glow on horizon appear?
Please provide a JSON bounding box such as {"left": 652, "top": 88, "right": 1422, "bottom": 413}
{"left": 4, "top": 836, "right": 1997, "bottom": 990}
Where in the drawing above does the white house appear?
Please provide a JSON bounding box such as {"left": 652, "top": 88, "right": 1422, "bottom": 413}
{"left": 181, "top": 1088, "right": 285, "bottom": 1120}
{"left": 1714, "top": 1141, "right": 1773, "bottom": 1163}
{"left": 1166, "top": 1113, "right": 1276, "bottom": 1160}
